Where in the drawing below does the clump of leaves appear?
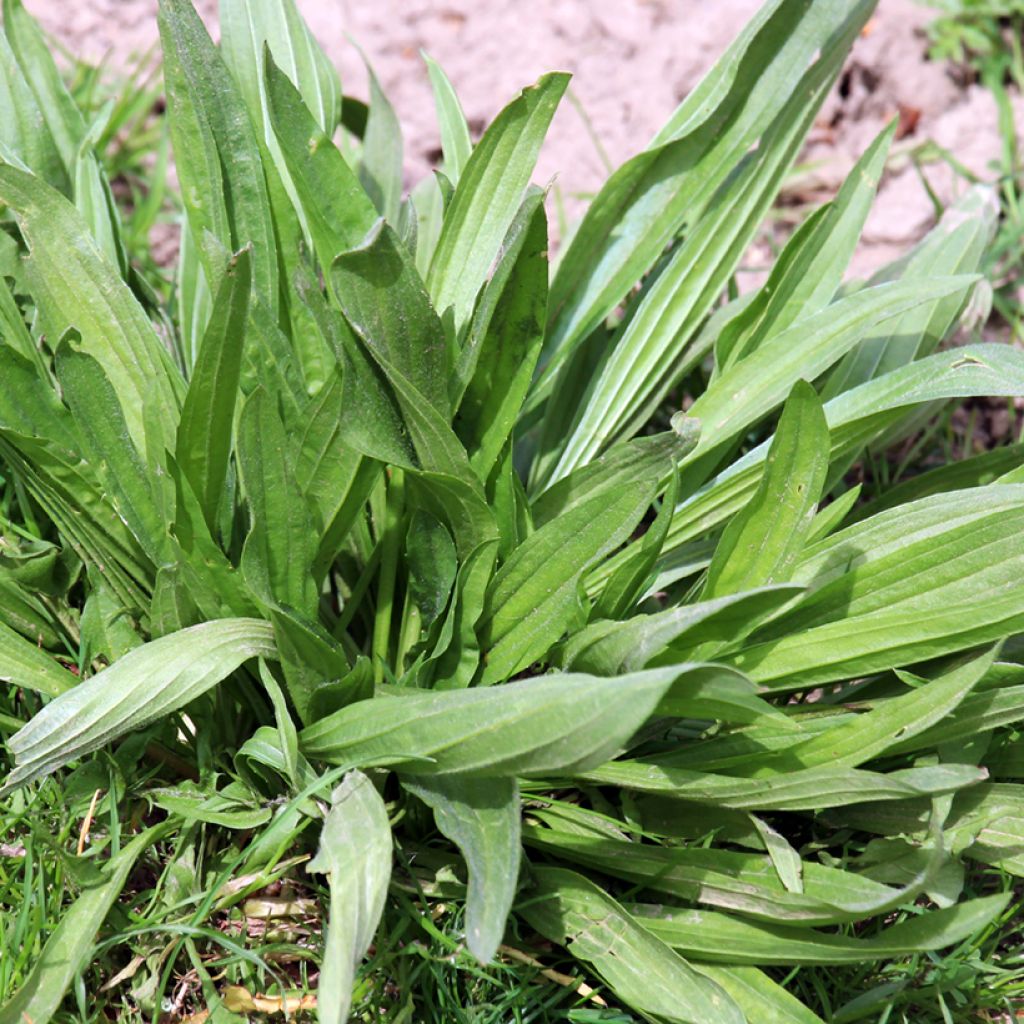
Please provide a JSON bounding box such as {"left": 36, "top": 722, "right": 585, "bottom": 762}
{"left": 1, "top": 0, "right": 1024, "bottom": 1021}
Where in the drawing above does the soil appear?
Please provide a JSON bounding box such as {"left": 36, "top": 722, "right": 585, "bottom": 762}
{"left": 23, "top": 0, "right": 1024, "bottom": 286}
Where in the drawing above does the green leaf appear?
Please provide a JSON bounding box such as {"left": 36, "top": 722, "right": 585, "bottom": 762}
{"left": 562, "top": 585, "right": 802, "bottom": 676}
{"left": 166, "top": 455, "right": 261, "bottom": 621}
{"left": 632, "top": 893, "right": 1010, "bottom": 965}
{"left": 591, "top": 471, "right": 679, "bottom": 619}
{"left": 0, "top": 27, "right": 67, "bottom": 191}
{"left": 525, "top": 807, "right": 950, "bottom": 925}
{"left": 2, "top": 0, "right": 84, "bottom": 180}
{"left": 854, "top": 443, "right": 1024, "bottom": 522}
{"left": 704, "top": 380, "right": 828, "bottom": 598}
{"left": 520, "top": 867, "right": 744, "bottom": 1024}
{"left": 825, "top": 185, "right": 997, "bottom": 399}
{"left": 579, "top": 761, "right": 984, "bottom": 811}
{"left": 714, "top": 121, "right": 894, "bottom": 375}
{"left": 419, "top": 538, "right": 497, "bottom": 691}
{"left": 0, "top": 433, "right": 150, "bottom": 613}
{"left": 293, "top": 367, "right": 373, "bottom": 578}
{"left": 237, "top": 388, "right": 319, "bottom": 617}
{"left": 55, "top": 346, "right": 168, "bottom": 566}
{"left": 308, "top": 771, "right": 392, "bottom": 1024}
{"left": 331, "top": 218, "right": 451, "bottom": 421}
{"left": 406, "top": 509, "right": 458, "bottom": 628}
{"left": 427, "top": 72, "right": 569, "bottom": 336}
{"left": 257, "top": 658, "right": 299, "bottom": 788}
{"left": 534, "top": 12, "right": 863, "bottom": 485}
{"left": 176, "top": 246, "right": 251, "bottom": 536}
{"left": 264, "top": 54, "right": 378, "bottom": 267}
{"left": 531, "top": 420, "right": 698, "bottom": 527}
{"left": 220, "top": 0, "right": 340, "bottom": 137}
{"left": 271, "top": 607, "right": 364, "bottom": 727}
{"left": 692, "top": 966, "right": 826, "bottom": 1024}
{"left": 479, "top": 478, "right": 657, "bottom": 683}
{"left": 404, "top": 774, "right": 520, "bottom": 963}
{"left": 748, "top": 648, "right": 995, "bottom": 775}
{"left": 158, "top": 0, "right": 278, "bottom": 311}
{"left": 0, "top": 827, "right": 163, "bottom": 1024}
{"left": 423, "top": 53, "right": 472, "bottom": 183}
{"left": 662, "top": 342, "right": 1024, "bottom": 556}
{"left": 0, "top": 618, "right": 74, "bottom": 697}
{"left": 654, "top": 663, "right": 794, "bottom": 727}
{"left": 80, "top": 575, "right": 144, "bottom": 662}
{"left": 357, "top": 53, "right": 403, "bottom": 224}
{"left": 300, "top": 666, "right": 684, "bottom": 776}
{"left": 3, "top": 619, "right": 275, "bottom": 792}
{"left": 806, "top": 484, "right": 861, "bottom": 543}
{"left": 455, "top": 192, "right": 548, "bottom": 478}
{"left": 71, "top": 108, "right": 127, "bottom": 272}
{"left": 751, "top": 815, "right": 804, "bottom": 893}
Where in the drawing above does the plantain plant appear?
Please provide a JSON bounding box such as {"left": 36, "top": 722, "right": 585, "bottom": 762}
{"left": 1, "top": 0, "right": 1024, "bottom": 1020}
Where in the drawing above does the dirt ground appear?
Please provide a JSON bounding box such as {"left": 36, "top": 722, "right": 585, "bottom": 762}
{"left": 23, "top": 0, "right": 1024, "bottom": 280}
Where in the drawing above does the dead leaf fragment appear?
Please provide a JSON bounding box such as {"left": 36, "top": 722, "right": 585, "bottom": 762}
{"left": 222, "top": 984, "right": 317, "bottom": 1015}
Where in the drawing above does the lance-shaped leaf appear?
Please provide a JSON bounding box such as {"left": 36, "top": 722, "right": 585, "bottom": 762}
{"left": 237, "top": 388, "right": 320, "bottom": 617}
{"left": 220, "top": 0, "right": 341, "bottom": 138}
{"left": 561, "top": 585, "right": 802, "bottom": 676}
{"left": 423, "top": 53, "right": 472, "bottom": 183}
{"left": 535, "top": 9, "right": 864, "bottom": 485}
{"left": 331, "top": 218, "right": 450, "bottom": 420}
{"left": 0, "top": 27, "right": 67, "bottom": 191}
{"left": 357, "top": 53, "right": 403, "bottom": 224}
{"left": 692, "top": 966, "right": 826, "bottom": 1024}
{"left": 591, "top": 470, "right": 679, "bottom": 620}
{"left": 631, "top": 894, "right": 1009, "bottom": 965}
{"left": 404, "top": 774, "right": 520, "bottom": 964}
{"left": 300, "top": 666, "right": 684, "bottom": 776}
{"left": 679, "top": 276, "right": 977, "bottom": 485}
{"left": 478, "top": 478, "right": 657, "bottom": 683}
{"left": 3, "top": 618, "right": 276, "bottom": 792}
{"left": 530, "top": 419, "right": 698, "bottom": 526}
{"left": 56, "top": 346, "right": 169, "bottom": 566}
{"left": 264, "top": 54, "right": 378, "bottom": 268}
{"left": 175, "top": 246, "right": 251, "bottom": 536}
{"left": 714, "top": 121, "right": 894, "bottom": 375}
{"left": 0, "top": 619, "right": 74, "bottom": 698}
{"left": 525, "top": 804, "right": 951, "bottom": 926}
{"left": 520, "top": 867, "right": 744, "bottom": 1024}
{"left": 427, "top": 72, "right": 568, "bottom": 335}
{"left": 2, "top": 0, "right": 85, "bottom": 179}
{"left": 746, "top": 647, "right": 995, "bottom": 775}
{"left": 579, "top": 760, "right": 984, "bottom": 811}
{"left": 308, "top": 771, "right": 392, "bottom": 1024}
{"left": 704, "top": 380, "right": 828, "bottom": 598}
{"left": 158, "top": 0, "right": 277, "bottom": 311}
{"left": 455, "top": 192, "right": 548, "bottom": 478}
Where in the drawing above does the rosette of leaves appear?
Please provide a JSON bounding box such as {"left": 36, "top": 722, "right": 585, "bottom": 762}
{"left": 1, "top": 0, "right": 1024, "bottom": 1020}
